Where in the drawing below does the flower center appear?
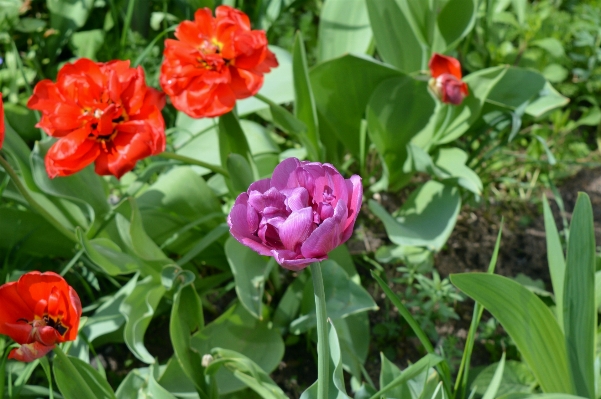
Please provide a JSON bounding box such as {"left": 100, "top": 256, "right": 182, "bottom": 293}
{"left": 17, "top": 314, "right": 68, "bottom": 336}
{"left": 84, "top": 104, "right": 128, "bottom": 152}
{"left": 196, "top": 38, "right": 228, "bottom": 71}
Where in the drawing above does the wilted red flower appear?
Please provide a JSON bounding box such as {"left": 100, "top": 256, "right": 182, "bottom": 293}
{"left": 0, "top": 271, "right": 82, "bottom": 362}
{"left": 228, "top": 158, "right": 363, "bottom": 271}
{"left": 0, "top": 94, "right": 4, "bottom": 149}
{"left": 27, "top": 58, "right": 166, "bottom": 178}
{"left": 160, "top": 5, "right": 278, "bottom": 118}
{"left": 428, "top": 53, "right": 468, "bottom": 105}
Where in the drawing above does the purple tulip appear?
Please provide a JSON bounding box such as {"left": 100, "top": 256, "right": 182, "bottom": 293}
{"left": 227, "top": 157, "right": 363, "bottom": 271}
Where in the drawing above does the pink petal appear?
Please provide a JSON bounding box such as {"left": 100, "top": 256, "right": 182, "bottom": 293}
{"left": 282, "top": 187, "right": 310, "bottom": 212}
{"left": 301, "top": 200, "right": 347, "bottom": 259}
{"left": 248, "top": 178, "right": 271, "bottom": 193}
{"left": 271, "top": 157, "right": 301, "bottom": 190}
{"left": 279, "top": 207, "right": 315, "bottom": 251}
{"left": 341, "top": 174, "right": 363, "bottom": 242}
{"left": 272, "top": 249, "right": 324, "bottom": 271}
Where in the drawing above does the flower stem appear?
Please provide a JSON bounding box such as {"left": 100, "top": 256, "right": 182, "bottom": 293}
{"left": 157, "top": 151, "right": 229, "bottom": 177}
{"left": 310, "top": 262, "right": 329, "bottom": 399}
{"left": 0, "top": 155, "right": 77, "bottom": 243}
{"left": 52, "top": 345, "right": 99, "bottom": 399}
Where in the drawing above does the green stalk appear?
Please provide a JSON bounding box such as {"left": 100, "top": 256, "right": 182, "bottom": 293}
{"left": 0, "top": 155, "right": 77, "bottom": 242}
{"left": 52, "top": 345, "right": 98, "bottom": 399}
{"left": 310, "top": 262, "right": 329, "bottom": 399}
{"left": 157, "top": 151, "right": 229, "bottom": 177}
{"left": 120, "top": 0, "right": 136, "bottom": 53}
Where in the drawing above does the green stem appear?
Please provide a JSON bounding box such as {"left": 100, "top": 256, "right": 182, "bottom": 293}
{"left": 157, "top": 151, "right": 229, "bottom": 177}
{"left": 0, "top": 155, "right": 77, "bottom": 242}
{"left": 310, "top": 262, "right": 329, "bottom": 399}
{"left": 52, "top": 345, "right": 99, "bottom": 399}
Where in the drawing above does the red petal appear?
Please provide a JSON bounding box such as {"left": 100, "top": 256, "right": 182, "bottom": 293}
{"left": 0, "top": 282, "right": 34, "bottom": 344}
{"left": 429, "top": 53, "right": 463, "bottom": 79}
{"left": 9, "top": 342, "right": 54, "bottom": 362}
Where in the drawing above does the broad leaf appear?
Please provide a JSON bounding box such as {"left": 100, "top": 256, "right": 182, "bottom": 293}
{"left": 451, "top": 274, "right": 572, "bottom": 394}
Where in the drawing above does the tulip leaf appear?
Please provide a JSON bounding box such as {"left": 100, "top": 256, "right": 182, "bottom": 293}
{"left": 206, "top": 348, "right": 288, "bottom": 399}
{"left": 54, "top": 354, "right": 116, "bottom": 399}
{"left": 300, "top": 322, "right": 352, "bottom": 399}
{"left": 190, "top": 303, "right": 285, "bottom": 395}
{"left": 542, "top": 196, "right": 565, "bottom": 327}
{"left": 119, "top": 275, "right": 166, "bottom": 364}
{"left": 309, "top": 54, "right": 403, "bottom": 160}
{"left": 434, "top": 147, "right": 482, "bottom": 195}
{"left": 525, "top": 82, "right": 569, "bottom": 118}
{"left": 317, "top": 0, "right": 372, "bottom": 62}
{"left": 481, "top": 353, "right": 506, "bottom": 399}
{"left": 368, "top": 181, "right": 461, "bottom": 251}
{"left": 81, "top": 275, "right": 138, "bottom": 343}
{"left": 290, "top": 259, "right": 378, "bottom": 333}
{"left": 451, "top": 273, "right": 572, "bottom": 394}
{"left": 366, "top": 0, "right": 424, "bottom": 73}
{"left": 225, "top": 237, "right": 273, "bottom": 319}
{"left": 31, "top": 140, "right": 110, "bottom": 225}
{"left": 332, "top": 313, "right": 370, "bottom": 383}
{"left": 227, "top": 154, "right": 256, "bottom": 194}
{"left": 436, "top": 0, "right": 478, "bottom": 51}
{"left": 366, "top": 75, "right": 435, "bottom": 190}
{"left": 472, "top": 360, "right": 536, "bottom": 397}
{"left": 77, "top": 230, "right": 143, "bottom": 276}
{"left": 498, "top": 395, "right": 587, "bottom": 399}
{"left": 0, "top": 208, "right": 73, "bottom": 257}
{"left": 293, "top": 31, "right": 321, "bottom": 161}
{"left": 169, "top": 284, "right": 208, "bottom": 396}
{"left": 237, "top": 46, "right": 294, "bottom": 116}
{"left": 218, "top": 111, "right": 254, "bottom": 170}
{"left": 563, "top": 193, "right": 596, "bottom": 399}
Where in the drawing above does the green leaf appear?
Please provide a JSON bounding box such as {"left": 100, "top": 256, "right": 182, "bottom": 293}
{"left": 310, "top": 54, "right": 402, "bottom": 159}
{"left": 227, "top": 154, "right": 255, "bottom": 194}
{"left": 368, "top": 181, "right": 461, "bottom": 251}
{"left": 437, "top": 0, "right": 477, "bottom": 50}
{"left": 54, "top": 354, "right": 116, "bottom": 399}
{"left": 32, "top": 140, "right": 110, "bottom": 224}
{"left": 299, "top": 322, "right": 352, "bottom": 399}
{"left": 563, "top": 193, "right": 596, "bottom": 398}
{"left": 531, "top": 38, "right": 565, "bottom": 58}
{"left": 170, "top": 285, "right": 208, "bottom": 396}
{"left": 290, "top": 260, "right": 377, "bottom": 333}
{"left": 472, "top": 360, "right": 535, "bottom": 397}
{"left": 218, "top": 112, "right": 254, "bottom": 170}
{"left": 191, "top": 304, "right": 284, "bottom": 395}
{"left": 542, "top": 196, "right": 565, "bottom": 327}
{"left": 451, "top": 273, "right": 572, "bottom": 394}
{"left": 77, "top": 230, "right": 141, "bottom": 275}
{"left": 81, "top": 276, "right": 137, "bottom": 343}
{"left": 486, "top": 67, "right": 546, "bottom": 110}
{"left": 317, "top": 0, "right": 373, "bottom": 62}
{"left": 498, "top": 394, "right": 586, "bottom": 399}
{"left": 368, "top": 354, "right": 443, "bottom": 399}
{"left": 207, "top": 348, "right": 288, "bottom": 399}
{"left": 366, "top": 0, "right": 425, "bottom": 73}
{"left": 332, "top": 313, "right": 370, "bottom": 383}
{"left": 434, "top": 148, "right": 482, "bottom": 195}
{"left": 2, "top": 102, "right": 39, "bottom": 141}
{"left": 225, "top": 237, "right": 272, "bottom": 319}
{"left": 482, "top": 353, "right": 506, "bottom": 399}
{"left": 70, "top": 29, "right": 104, "bottom": 60}
{"left": 147, "top": 364, "right": 178, "bottom": 399}
{"left": 293, "top": 31, "right": 321, "bottom": 161}
{"left": 119, "top": 276, "right": 166, "bottom": 364}
{"left": 0, "top": 208, "right": 73, "bottom": 257}
{"left": 525, "top": 82, "right": 570, "bottom": 118}
{"left": 379, "top": 353, "right": 407, "bottom": 398}
{"left": 366, "top": 75, "right": 435, "bottom": 190}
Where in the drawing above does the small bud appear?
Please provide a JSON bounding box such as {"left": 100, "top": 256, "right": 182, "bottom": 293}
{"left": 202, "top": 354, "right": 214, "bottom": 367}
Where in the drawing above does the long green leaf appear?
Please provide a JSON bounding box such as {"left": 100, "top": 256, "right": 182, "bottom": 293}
{"left": 292, "top": 31, "right": 321, "bottom": 162}
{"left": 451, "top": 274, "right": 572, "bottom": 394}
{"left": 563, "top": 193, "right": 595, "bottom": 398}
{"left": 481, "top": 353, "right": 505, "bottom": 399}
{"left": 542, "top": 196, "right": 565, "bottom": 328}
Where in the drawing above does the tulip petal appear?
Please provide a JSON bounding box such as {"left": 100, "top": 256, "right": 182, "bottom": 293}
{"left": 271, "top": 157, "right": 301, "bottom": 190}
{"left": 272, "top": 249, "right": 323, "bottom": 271}
{"left": 429, "top": 53, "right": 462, "bottom": 80}
{"left": 341, "top": 174, "right": 363, "bottom": 242}
{"left": 8, "top": 342, "right": 54, "bottom": 362}
{"left": 0, "top": 282, "right": 34, "bottom": 344}
{"left": 279, "top": 207, "right": 315, "bottom": 251}
{"left": 301, "top": 200, "right": 347, "bottom": 259}
{"left": 282, "top": 187, "right": 310, "bottom": 212}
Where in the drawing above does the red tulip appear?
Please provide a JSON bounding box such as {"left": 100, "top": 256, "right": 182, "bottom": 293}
{"left": 0, "top": 94, "right": 4, "bottom": 149}
{"left": 160, "top": 5, "right": 278, "bottom": 118}
{"left": 0, "top": 271, "right": 82, "bottom": 362}
{"left": 428, "top": 53, "right": 468, "bottom": 105}
{"left": 27, "top": 59, "right": 166, "bottom": 178}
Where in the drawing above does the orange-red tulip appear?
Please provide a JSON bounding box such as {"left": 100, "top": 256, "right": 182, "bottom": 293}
{"left": 428, "top": 53, "right": 469, "bottom": 105}
{"left": 27, "top": 59, "right": 166, "bottom": 178}
{"left": 160, "top": 5, "right": 278, "bottom": 118}
{"left": 0, "top": 271, "right": 82, "bottom": 361}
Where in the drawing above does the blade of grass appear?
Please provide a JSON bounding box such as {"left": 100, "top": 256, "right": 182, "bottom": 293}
{"left": 542, "top": 196, "right": 565, "bottom": 329}
{"left": 454, "top": 220, "right": 503, "bottom": 399}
